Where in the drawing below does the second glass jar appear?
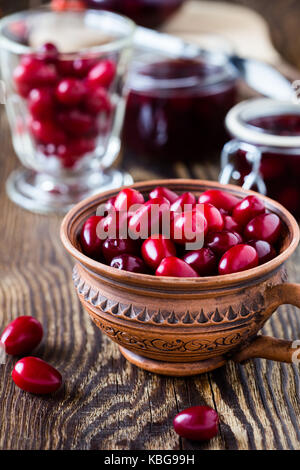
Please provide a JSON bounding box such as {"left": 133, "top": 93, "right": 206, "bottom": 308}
{"left": 122, "top": 53, "right": 238, "bottom": 162}
{"left": 220, "top": 98, "right": 300, "bottom": 218}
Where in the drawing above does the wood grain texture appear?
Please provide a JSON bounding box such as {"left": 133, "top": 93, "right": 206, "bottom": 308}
{"left": 209, "top": 0, "right": 300, "bottom": 70}
{"left": 1, "top": 103, "right": 300, "bottom": 450}
{"left": 2, "top": 0, "right": 300, "bottom": 70}
{"left": 0, "top": 0, "right": 300, "bottom": 451}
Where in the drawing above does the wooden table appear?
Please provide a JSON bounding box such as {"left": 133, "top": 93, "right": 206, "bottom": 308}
{"left": 1, "top": 104, "right": 300, "bottom": 450}
{"left": 1, "top": 0, "right": 300, "bottom": 452}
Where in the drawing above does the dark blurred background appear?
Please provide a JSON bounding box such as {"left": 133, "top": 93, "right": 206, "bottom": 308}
{"left": 1, "top": 0, "right": 299, "bottom": 69}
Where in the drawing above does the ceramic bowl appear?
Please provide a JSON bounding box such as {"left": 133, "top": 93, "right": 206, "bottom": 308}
{"left": 61, "top": 179, "right": 300, "bottom": 376}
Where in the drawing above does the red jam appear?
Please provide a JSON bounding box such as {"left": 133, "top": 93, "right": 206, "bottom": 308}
{"left": 229, "top": 113, "right": 300, "bottom": 217}
{"left": 84, "top": 0, "right": 186, "bottom": 28}
{"left": 80, "top": 186, "right": 281, "bottom": 276}
{"left": 122, "top": 58, "right": 237, "bottom": 162}
{"left": 248, "top": 115, "right": 300, "bottom": 136}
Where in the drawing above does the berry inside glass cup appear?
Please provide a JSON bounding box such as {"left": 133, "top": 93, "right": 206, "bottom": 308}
{"left": 79, "top": 186, "right": 282, "bottom": 277}
{"left": 0, "top": 8, "right": 135, "bottom": 213}
{"left": 122, "top": 55, "right": 237, "bottom": 162}
{"left": 220, "top": 98, "right": 300, "bottom": 219}
{"left": 15, "top": 48, "right": 115, "bottom": 169}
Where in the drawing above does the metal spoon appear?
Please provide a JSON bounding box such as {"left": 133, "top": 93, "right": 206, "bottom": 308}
{"left": 134, "top": 27, "right": 293, "bottom": 101}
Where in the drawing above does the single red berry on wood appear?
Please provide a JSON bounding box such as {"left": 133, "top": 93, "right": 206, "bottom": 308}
{"left": 0, "top": 316, "right": 43, "bottom": 355}
{"left": 173, "top": 406, "right": 219, "bottom": 441}
{"left": 12, "top": 357, "right": 62, "bottom": 394}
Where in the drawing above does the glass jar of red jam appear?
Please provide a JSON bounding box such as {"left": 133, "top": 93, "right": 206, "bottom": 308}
{"left": 122, "top": 54, "right": 237, "bottom": 162}
{"left": 220, "top": 98, "right": 300, "bottom": 218}
{"left": 84, "top": 0, "right": 186, "bottom": 28}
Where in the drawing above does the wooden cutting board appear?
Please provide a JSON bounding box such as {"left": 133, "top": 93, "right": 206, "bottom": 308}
{"left": 162, "top": 0, "right": 281, "bottom": 64}
{"left": 30, "top": 0, "right": 280, "bottom": 65}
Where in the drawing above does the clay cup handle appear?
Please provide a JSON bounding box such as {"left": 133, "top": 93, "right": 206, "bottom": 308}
{"left": 233, "top": 283, "right": 300, "bottom": 364}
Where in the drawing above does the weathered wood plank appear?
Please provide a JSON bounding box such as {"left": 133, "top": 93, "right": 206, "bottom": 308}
{"left": 1, "top": 105, "right": 300, "bottom": 450}
{"left": 0, "top": 0, "right": 300, "bottom": 451}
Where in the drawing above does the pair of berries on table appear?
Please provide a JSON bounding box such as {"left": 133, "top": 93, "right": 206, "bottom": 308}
{"left": 13, "top": 42, "right": 115, "bottom": 169}
{"left": 80, "top": 186, "right": 281, "bottom": 277}
{"left": 0, "top": 316, "right": 62, "bottom": 394}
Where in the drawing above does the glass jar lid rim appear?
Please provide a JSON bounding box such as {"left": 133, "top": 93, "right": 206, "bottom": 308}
{"left": 127, "top": 51, "right": 237, "bottom": 90}
{"left": 226, "top": 98, "right": 300, "bottom": 148}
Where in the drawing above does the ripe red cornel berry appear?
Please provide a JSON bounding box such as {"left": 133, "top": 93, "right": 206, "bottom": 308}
{"left": 183, "top": 247, "right": 217, "bottom": 276}
{"left": 198, "top": 189, "right": 239, "bottom": 213}
{"left": 13, "top": 42, "right": 115, "bottom": 169}
{"left": 141, "top": 235, "right": 177, "bottom": 270}
{"left": 156, "top": 257, "right": 198, "bottom": 277}
{"left": 149, "top": 186, "right": 178, "bottom": 204}
{"left": 12, "top": 357, "right": 62, "bottom": 394}
{"left": 244, "top": 213, "right": 281, "bottom": 244}
{"left": 80, "top": 215, "right": 103, "bottom": 259}
{"left": 233, "top": 195, "right": 265, "bottom": 227}
{"left": 102, "top": 237, "right": 139, "bottom": 263}
{"left": 173, "top": 406, "right": 219, "bottom": 441}
{"left": 0, "top": 316, "right": 43, "bottom": 355}
{"left": 218, "top": 244, "right": 259, "bottom": 275}
{"left": 110, "top": 254, "right": 147, "bottom": 274}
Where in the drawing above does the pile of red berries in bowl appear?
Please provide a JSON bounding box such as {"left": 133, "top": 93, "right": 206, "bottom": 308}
{"left": 80, "top": 185, "right": 282, "bottom": 277}
{"left": 13, "top": 42, "right": 115, "bottom": 170}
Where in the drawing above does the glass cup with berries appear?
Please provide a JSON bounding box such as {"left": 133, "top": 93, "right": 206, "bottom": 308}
{"left": 0, "top": 7, "right": 135, "bottom": 213}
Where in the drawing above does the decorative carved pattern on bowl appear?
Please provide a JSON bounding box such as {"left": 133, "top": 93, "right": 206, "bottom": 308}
{"left": 73, "top": 266, "right": 265, "bottom": 326}
{"left": 90, "top": 314, "right": 252, "bottom": 356}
